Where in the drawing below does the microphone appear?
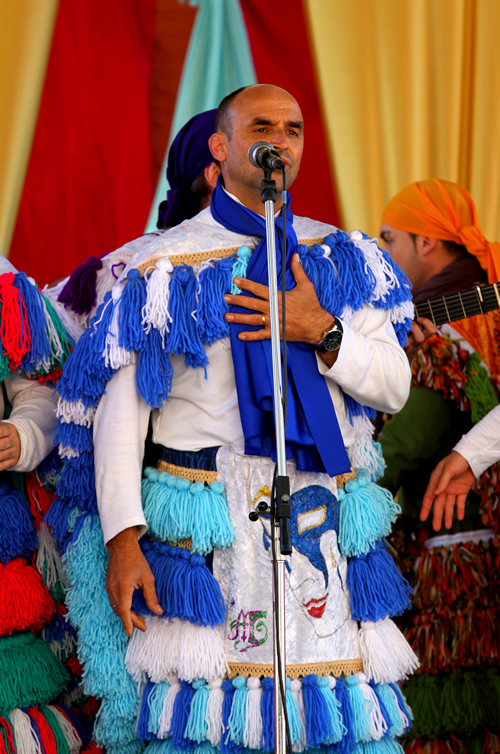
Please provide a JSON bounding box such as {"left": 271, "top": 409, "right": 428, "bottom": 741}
{"left": 248, "top": 141, "right": 285, "bottom": 171}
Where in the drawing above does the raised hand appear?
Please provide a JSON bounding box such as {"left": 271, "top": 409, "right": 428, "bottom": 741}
{"left": 420, "top": 451, "right": 476, "bottom": 531}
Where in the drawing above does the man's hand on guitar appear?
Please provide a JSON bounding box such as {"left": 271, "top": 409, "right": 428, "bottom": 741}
{"left": 404, "top": 317, "right": 437, "bottom": 363}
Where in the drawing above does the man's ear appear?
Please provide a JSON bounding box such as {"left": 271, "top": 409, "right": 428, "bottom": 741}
{"left": 418, "top": 236, "right": 438, "bottom": 257}
{"left": 204, "top": 161, "right": 221, "bottom": 189}
{"left": 209, "top": 133, "right": 227, "bottom": 163}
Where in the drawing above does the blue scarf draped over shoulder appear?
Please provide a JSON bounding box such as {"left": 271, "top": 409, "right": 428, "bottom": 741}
{"left": 210, "top": 180, "right": 350, "bottom": 477}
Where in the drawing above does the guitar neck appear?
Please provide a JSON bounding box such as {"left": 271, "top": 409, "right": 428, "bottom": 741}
{"left": 414, "top": 282, "right": 500, "bottom": 326}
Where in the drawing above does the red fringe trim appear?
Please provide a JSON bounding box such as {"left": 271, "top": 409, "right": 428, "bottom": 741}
{"left": 26, "top": 471, "right": 56, "bottom": 528}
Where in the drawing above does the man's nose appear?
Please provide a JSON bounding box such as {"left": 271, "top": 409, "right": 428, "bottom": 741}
{"left": 270, "top": 130, "right": 290, "bottom": 152}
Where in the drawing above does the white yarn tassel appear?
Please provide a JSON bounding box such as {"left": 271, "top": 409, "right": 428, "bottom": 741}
{"left": 47, "top": 705, "right": 83, "bottom": 752}
{"left": 206, "top": 678, "right": 224, "bottom": 746}
{"left": 347, "top": 412, "right": 386, "bottom": 479}
{"left": 57, "top": 397, "right": 96, "bottom": 427}
{"left": 142, "top": 257, "right": 173, "bottom": 342}
{"left": 290, "top": 678, "right": 307, "bottom": 752}
{"left": 177, "top": 622, "right": 228, "bottom": 681}
{"left": 349, "top": 231, "right": 401, "bottom": 300}
{"left": 103, "top": 287, "right": 135, "bottom": 369}
{"left": 243, "top": 677, "right": 262, "bottom": 749}
{"left": 42, "top": 295, "right": 86, "bottom": 344}
{"left": 36, "top": 521, "right": 66, "bottom": 592}
{"left": 58, "top": 445, "right": 81, "bottom": 460}
{"left": 158, "top": 678, "right": 181, "bottom": 738}
{"left": 391, "top": 299, "right": 414, "bottom": 324}
{"left": 359, "top": 618, "right": 420, "bottom": 684}
{"left": 357, "top": 673, "right": 387, "bottom": 740}
{"left": 125, "top": 616, "right": 228, "bottom": 683}
{"left": 8, "top": 708, "right": 43, "bottom": 754}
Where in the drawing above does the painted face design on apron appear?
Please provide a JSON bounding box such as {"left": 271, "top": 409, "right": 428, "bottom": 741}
{"left": 260, "top": 485, "right": 347, "bottom": 639}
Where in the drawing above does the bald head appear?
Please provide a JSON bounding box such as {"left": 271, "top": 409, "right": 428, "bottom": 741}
{"left": 215, "top": 84, "right": 302, "bottom": 139}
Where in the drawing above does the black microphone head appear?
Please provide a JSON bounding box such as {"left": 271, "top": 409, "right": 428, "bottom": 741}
{"left": 248, "top": 141, "right": 275, "bottom": 168}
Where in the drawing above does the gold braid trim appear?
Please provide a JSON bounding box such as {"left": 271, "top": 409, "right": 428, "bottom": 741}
{"left": 227, "top": 658, "right": 363, "bottom": 680}
{"left": 136, "top": 237, "right": 327, "bottom": 276}
{"left": 335, "top": 468, "right": 357, "bottom": 488}
{"left": 156, "top": 459, "right": 217, "bottom": 484}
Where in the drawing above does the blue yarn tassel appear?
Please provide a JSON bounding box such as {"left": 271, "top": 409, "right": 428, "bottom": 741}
{"left": 344, "top": 393, "right": 377, "bottom": 422}
{"left": 168, "top": 265, "right": 208, "bottom": 371}
{"left": 45, "top": 495, "right": 81, "bottom": 549}
{"left": 132, "top": 540, "right": 224, "bottom": 626}
{"left": 220, "top": 679, "right": 239, "bottom": 754}
{"left": 284, "top": 678, "right": 302, "bottom": 745}
{"left": 260, "top": 677, "right": 274, "bottom": 753}
{"left": 227, "top": 677, "right": 247, "bottom": 746}
{"left": 14, "top": 272, "right": 53, "bottom": 371}
{"left": 197, "top": 257, "right": 233, "bottom": 343}
{"left": 316, "top": 677, "right": 345, "bottom": 745}
{"left": 360, "top": 739, "right": 405, "bottom": 754}
{"left": 334, "top": 679, "right": 357, "bottom": 754}
{"left": 186, "top": 553, "right": 226, "bottom": 627}
{"left": 345, "top": 675, "right": 370, "bottom": 743}
{"left": 322, "top": 233, "right": 375, "bottom": 313}
{"left": 301, "top": 675, "right": 332, "bottom": 748}
{"left": 136, "top": 327, "right": 173, "bottom": 408}
{"left": 55, "top": 451, "right": 95, "bottom": 509}
{"left": 231, "top": 246, "right": 252, "bottom": 294}
{"left": 392, "top": 320, "right": 412, "bottom": 350}
{"left": 347, "top": 540, "right": 412, "bottom": 621}
{"left": 0, "top": 487, "right": 37, "bottom": 560}
{"left": 338, "top": 471, "right": 401, "bottom": 558}
{"left": 369, "top": 681, "right": 392, "bottom": 738}
{"left": 185, "top": 679, "right": 209, "bottom": 744}
{"left": 170, "top": 680, "right": 196, "bottom": 750}
{"left": 118, "top": 269, "right": 147, "bottom": 352}
{"left": 137, "top": 681, "right": 155, "bottom": 740}
{"left": 54, "top": 421, "right": 93, "bottom": 453}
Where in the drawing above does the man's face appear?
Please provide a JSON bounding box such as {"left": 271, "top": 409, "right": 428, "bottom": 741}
{"left": 213, "top": 85, "right": 304, "bottom": 211}
{"left": 380, "top": 221, "right": 427, "bottom": 292}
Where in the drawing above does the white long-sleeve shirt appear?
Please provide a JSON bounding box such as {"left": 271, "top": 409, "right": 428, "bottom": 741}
{"left": 454, "top": 404, "right": 500, "bottom": 478}
{"left": 1, "top": 370, "right": 58, "bottom": 472}
{"left": 94, "top": 210, "right": 411, "bottom": 544}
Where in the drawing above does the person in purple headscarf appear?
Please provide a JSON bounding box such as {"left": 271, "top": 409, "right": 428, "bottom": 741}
{"left": 50, "top": 110, "right": 220, "bottom": 331}
{"left": 157, "top": 108, "right": 220, "bottom": 229}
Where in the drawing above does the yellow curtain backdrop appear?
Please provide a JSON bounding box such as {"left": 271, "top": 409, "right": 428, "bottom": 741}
{"left": 305, "top": 0, "right": 500, "bottom": 242}
{"left": 0, "top": 0, "right": 59, "bottom": 259}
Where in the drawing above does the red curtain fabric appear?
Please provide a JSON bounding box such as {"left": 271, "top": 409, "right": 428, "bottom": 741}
{"left": 9, "top": 0, "right": 156, "bottom": 287}
{"left": 242, "top": 0, "right": 341, "bottom": 228}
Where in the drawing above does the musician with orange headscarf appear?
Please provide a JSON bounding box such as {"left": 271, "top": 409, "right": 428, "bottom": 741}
{"left": 378, "top": 178, "right": 500, "bottom": 752}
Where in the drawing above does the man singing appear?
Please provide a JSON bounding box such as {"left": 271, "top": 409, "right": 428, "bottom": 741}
{"left": 57, "top": 85, "right": 417, "bottom": 753}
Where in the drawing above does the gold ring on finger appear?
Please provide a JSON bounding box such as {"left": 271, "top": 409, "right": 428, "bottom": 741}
{"left": 262, "top": 315, "right": 266, "bottom": 327}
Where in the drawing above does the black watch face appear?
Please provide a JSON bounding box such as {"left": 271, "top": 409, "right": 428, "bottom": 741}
{"left": 323, "top": 328, "right": 343, "bottom": 351}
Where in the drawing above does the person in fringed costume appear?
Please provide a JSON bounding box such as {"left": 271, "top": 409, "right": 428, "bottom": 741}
{"left": 53, "top": 84, "right": 420, "bottom": 754}
{"left": 45, "top": 110, "right": 220, "bottom": 340}
{"left": 378, "top": 179, "right": 500, "bottom": 753}
{"left": 0, "top": 256, "right": 91, "bottom": 751}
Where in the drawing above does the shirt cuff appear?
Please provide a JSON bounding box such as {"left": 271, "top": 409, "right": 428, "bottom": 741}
{"left": 101, "top": 515, "right": 148, "bottom": 546}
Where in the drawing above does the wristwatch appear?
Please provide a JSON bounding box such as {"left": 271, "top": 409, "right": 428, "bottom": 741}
{"left": 314, "top": 317, "right": 344, "bottom": 353}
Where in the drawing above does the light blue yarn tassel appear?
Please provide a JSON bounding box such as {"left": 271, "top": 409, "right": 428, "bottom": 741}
{"left": 186, "top": 679, "right": 210, "bottom": 743}
{"left": 208, "top": 482, "right": 235, "bottom": 549}
{"left": 142, "top": 469, "right": 179, "bottom": 542}
{"left": 148, "top": 682, "right": 170, "bottom": 737}
{"left": 359, "top": 739, "right": 405, "bottom": 754}
{"left": 375, "top": 683, "right": 405, "bottom": 737}
{"left": 227, "top": 676, "right": 248, "bottom": 746}
{"left": 189, "top": 482, "right": 212, "bottom": 554}
{"left": 285, "top": 678, "right": 302, "bottom": 745}
{"left": 345, "top": 675, "right": 371, "bottom": 744}
{"left": 107, "top": 742, "right": 146, "bottom": 754}
{"left": 231, "top": 246, "right": 252, "bottom": 294}
{"left": 94, "top": 694, "right": 141, "bottom": 746}
{"left": 338, "top": 470, "right": 401, "bottom": 557}
{"left": 170, "top": 477, "right": 194, "bottom": 541}
{"left": 316, "top": 677, "right": 345, "bottom": 744}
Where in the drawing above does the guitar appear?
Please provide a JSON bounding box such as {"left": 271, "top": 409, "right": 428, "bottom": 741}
{"left": 414, "top": 281, "right": 500, "bottom": 327}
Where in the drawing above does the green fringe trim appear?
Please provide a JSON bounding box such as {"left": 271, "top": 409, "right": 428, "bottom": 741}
{"left": 0, "top": 632, "right": 70, "bottom": 716}
{"left": 403, "top": 667, "right": 500, "bottom": 739}
{"left": 464, "top": 351, "right": 499, "bottom": 423}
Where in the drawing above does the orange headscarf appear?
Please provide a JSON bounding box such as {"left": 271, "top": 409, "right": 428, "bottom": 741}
{"left": 382, "top": 179, "right": 500, "bottom": 284}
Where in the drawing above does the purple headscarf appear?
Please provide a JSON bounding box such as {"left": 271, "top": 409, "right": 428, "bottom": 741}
{"left": 157, "top": 109, "right": 217, "bottom": 229}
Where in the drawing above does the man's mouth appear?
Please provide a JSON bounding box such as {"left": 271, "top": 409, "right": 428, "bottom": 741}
{"left": 303, "top": 594, "right": 328, "bottom": 618}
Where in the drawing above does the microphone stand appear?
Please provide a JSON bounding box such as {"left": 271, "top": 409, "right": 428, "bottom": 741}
{"left": 260, "top": 168, "right": 292, "bottom": 754}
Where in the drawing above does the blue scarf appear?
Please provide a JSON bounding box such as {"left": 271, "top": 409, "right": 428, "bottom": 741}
{"left": 210, "top": 180, "right": 350, "bottom": 476}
